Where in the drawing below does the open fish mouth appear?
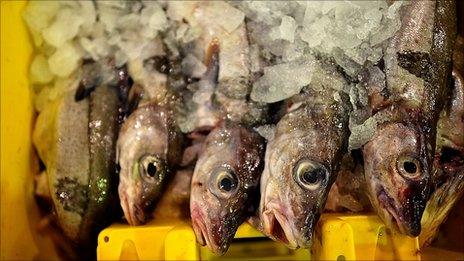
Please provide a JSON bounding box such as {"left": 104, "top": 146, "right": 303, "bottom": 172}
{"left": 263, "top": 201, "right": 298, "bottom": 249}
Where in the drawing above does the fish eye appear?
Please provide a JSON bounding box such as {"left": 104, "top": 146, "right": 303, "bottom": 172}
{"left": 293, "top": 160, "right": 328, "bottom": 190}
{"left": 396, "top": 154, "right": 422, "bottom": 179}
{"left": 139, "top": 155, "right": 166, "bottom": 183}
{"left": 210, "top": 167, "right": 238, "bottom": 197}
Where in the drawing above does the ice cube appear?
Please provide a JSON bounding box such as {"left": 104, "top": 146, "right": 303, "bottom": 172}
{"left": 182, "top": 54, "right": 207, "bottom": 78}
{"left": 348, "top": 116, "right": 377, "bottom": 150}
{"left": 251, "top": 57, "right": 315, "bottom": 103}
{"left": 270, "top": 15, "right": 297, "bottom": 43}
{"left": 23, "top": 1, "right": 60, "bottom": 33}
{"left": 42, "top": 8, "right": 84, "bottom": 48}
{"left": 200, "top": 2, "right": 245, "bottom": 33}
{"left": 30, "top": 54, "right": 54, "bottom": 85}
{"left": 48, "top": 42, "right": 82, "bottom": 78}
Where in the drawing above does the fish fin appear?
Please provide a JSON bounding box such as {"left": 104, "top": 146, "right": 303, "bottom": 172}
{"left": 125, "top": 84, "right": 144, "bottom": 116}
{"left": 74, "top": 83, "right": 96, "bottom": 102}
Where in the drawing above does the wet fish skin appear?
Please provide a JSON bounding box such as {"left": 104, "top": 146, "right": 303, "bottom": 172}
{"left": 363, "top": 0, "right": 456, "bottom": 237}
{"left": 78, "top": 84, "right": 120, "bottom": 245}
{"left": 190, "top": 123, "right": 265, "bottom": 255}
{"left": 117, "top": 103, "right": 183, "bottom": 225}
{"left": 420, "top": 63, "right": 464, "bottom": 246}
{"left": 258, "top": 84, "right": 351, "bottom": 249}
{"left": 33, "top": 90, "right": 90, "bottom": 242}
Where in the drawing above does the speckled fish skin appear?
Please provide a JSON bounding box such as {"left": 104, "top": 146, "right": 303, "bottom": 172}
{"left": 33, "top": 84, "right": 121, "bottom": 247}
{"left": 421, "top": 40, "right": 464, "bottom": 247}
{"left": 258, "top": 80, "right": 351, "bottom": 249}
{"left": 117, "top": 103, "right": 183, "bottom": 225}
{"left": 363, "top": 0, "right": 456, "bottom": 237}
{"left": 190, "top": 124, "right": 265, "bottom": 255}
{"left": 33, "top": 90, "right": 90, "bottom": 243}
{"left": 78, "top": 84, "right": 120, "bottom": 245}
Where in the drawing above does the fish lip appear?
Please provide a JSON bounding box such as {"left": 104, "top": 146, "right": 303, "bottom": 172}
{"left": 263, "top": 201, "right": 299, "bottom": 249}
{"left": 376, "top": 187, "right": 404, "bottom": 234}
{"left": 191, "top": 205, "right": 220, "bottom": 252}
{"left": 120, "top": 189, "right": 145, "bottom": 226}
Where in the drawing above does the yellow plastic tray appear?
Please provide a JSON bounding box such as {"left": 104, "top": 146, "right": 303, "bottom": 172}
{"left": 1, "top": 1, "right": 463, "bottom": 260}
{"left": 97, "top": 214, "right": 420, "bottom": 260}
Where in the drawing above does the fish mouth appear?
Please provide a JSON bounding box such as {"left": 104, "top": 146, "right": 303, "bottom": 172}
{"left": 120, "top": 190, "right": 146, "bottom": 226}
{"left": 377, "top": 187, "right": 410, "bottom": 235}
{"left": 263, "top": 201, "right": 299, "bottom": 249}
{"left": 191, "top": 205, "right": 223, "bottom": 254}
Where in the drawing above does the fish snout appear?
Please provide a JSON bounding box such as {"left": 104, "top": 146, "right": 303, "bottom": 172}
{"left": 377, "top": 186, "right": 426, "bottom": 237}
{"left": 398, "top": 190, "right": 427, "bottom": 237}
{"left": 191, "top": 204, "right": 229, "bottom": 255}
{"left": 119, "top": 182, "right": 147, "bottom": 226}
{"left": 120, "top": 193, "right": 146, "bottom": 225}
{"left": 263, "top": 201, "right": 308, "bottom": 249}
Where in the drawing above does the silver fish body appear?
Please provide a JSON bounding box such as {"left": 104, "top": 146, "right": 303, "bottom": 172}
{"left": 363, "top": 0, "right": 456, "bottom": 237}
{"left": 421, "top": 39, "right": 464, "bottom": 246}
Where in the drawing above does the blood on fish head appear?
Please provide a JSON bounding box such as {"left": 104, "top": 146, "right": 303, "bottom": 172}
{"left": 117, "top": 104, "right": 182, "bottom": 225}
{"left": 363, "top": 123, "right": 429, "bottom": 237}
{"left": 190, "top": 125, "right": 264, "bottom": 255}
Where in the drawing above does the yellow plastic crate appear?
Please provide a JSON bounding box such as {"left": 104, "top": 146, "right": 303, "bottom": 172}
{"left": 1, "top": 1, "right": 463, "bottom": 260}
{"left": 97, "top": 214, "right": 420, "bottom": 260}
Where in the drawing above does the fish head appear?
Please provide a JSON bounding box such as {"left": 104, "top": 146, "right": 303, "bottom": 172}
{"left": 190, "top": 125, "right": 264, "bottom": 255}
{"left": 363, "top": 122, "right": 429, "bottom": 237}
{"left": 117, "top": 104, "right": 182, "bottom": 225}
{"left": 259, "top": 107, "right": 344, "bottom": 249}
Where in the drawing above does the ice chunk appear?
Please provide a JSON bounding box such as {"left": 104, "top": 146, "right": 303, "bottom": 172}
{"left": 251, "top": 57, "right": 315, "bottom": 103}
{"left": 141, "top": 2, "right": 168, "bottom": 33}
{"left": 78, "top": 2, "right": 97, "bottom": 36}
{"left": 42, "top": 8, "right": 84, "bottom": 48}
{"left": 269, "top": 15, "right": 297, "bottom": 42}
{"left": 48, "top": 42, "right": 82, "bottom": 78}
{"left": 22, "top": 1, "right": 60, "bottom": 33}
{"left": 30, "top": 54, "right": 54, "bottom": 85}
{"left": 348, "top": 116, "right": 377, "bottom": 150}
{"left": 300, "top": 15, "right": 331, "bottom": 48}
{"left": 182, "top": 54, "right": 206, "bottom": 78}
{"left": 166, "top": 1, "right": 197, "bottom": 22}
{"left": 79, "top": 36, "right": 111, "bottom": 61}
{"left": 199, "top": 2, "right": 245, "bottom": 33}
{"left": 296, "top": 1, "right": 404, "bottom": 75}
{"left": 282, "top": 40, "right": 306, "bottom": 62}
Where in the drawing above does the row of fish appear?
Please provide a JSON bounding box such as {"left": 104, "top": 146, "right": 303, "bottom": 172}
{"left": 32, "top": 0, "right": 462, "bottom": 257}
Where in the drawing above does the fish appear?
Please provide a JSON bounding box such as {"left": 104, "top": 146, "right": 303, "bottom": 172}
{"left": 256, "top": 60, "right": 351, "bottom": 249}
{"left": 32, "top": 79, "right": 121, "bottom": 247}
{"left": 362, "top": 0, "right": 457, "bottom": 237}
{"left": 78, "top": 84, "right": 120, "bottom": 244}
{"left": 33, "top": 89, "right": 91, "bottom": 243}
{"left": 190, "top": 123, "right": 265, "bottom": 255}
{"left": 117, "top": 102, "right": 183, "bottom": 225}
{"left": 420, "top": 37, "right": 464, "bottom": 247}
